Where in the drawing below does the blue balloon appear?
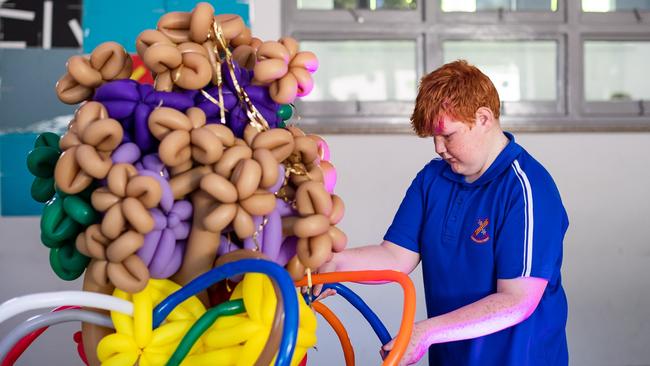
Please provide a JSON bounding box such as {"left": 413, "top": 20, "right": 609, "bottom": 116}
{"left": 321, "top": 282, "right": 392, "bottom": 346}
{"left": 153, "top": 259, "right": 299, "bottom": 366}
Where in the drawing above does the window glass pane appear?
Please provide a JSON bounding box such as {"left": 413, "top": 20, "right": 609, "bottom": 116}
{"left": 299, "top": 40, "right": 417, "bottom": 102}
{"left": 582, "top": 0, "right": 650, "bottom": 12}
{"left": 441, "top": 0, "right": 557, "bottom": 12}
{"left": 442, "top": 41, "right": 557, "bottom": 102}
{"left": 297, "top": 0, "right": 416, "bottom": 10}
{"left": 584, "top": 41, "right": 650, "bottom": 101}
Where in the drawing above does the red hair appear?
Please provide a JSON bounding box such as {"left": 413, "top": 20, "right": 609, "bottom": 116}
{"left": 410, "top": 60, "right": 500, "bottom": 137}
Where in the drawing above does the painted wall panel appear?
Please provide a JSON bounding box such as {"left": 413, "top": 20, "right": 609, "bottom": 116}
{"left": 82, "top": 0, "right": 250, "bottom": 53}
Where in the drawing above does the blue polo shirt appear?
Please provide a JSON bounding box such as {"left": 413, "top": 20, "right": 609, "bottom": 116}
{"left": 384, "top": 132, "right": 568, "bottom": 366}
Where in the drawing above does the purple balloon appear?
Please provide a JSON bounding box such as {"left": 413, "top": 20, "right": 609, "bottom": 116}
{"left": 195, "top": 60, "right": 280, "bottom": 137}
{"left": 137, "top": 169, "right": 173, "bottom": 213}
{"left": 261, "top": 208, "right": 282, "bottom": 261}
{"left": 243, "top": 216, "right": 264, "bottom": 251}
{"left": 94, "top": 79, "right": 194, "bottom": 153}
{"left": 268, "top": 165, "right": 286, "bottom": 194}
{"left": 148, "top": 228, "right": 176, "bottom": 276}
{"left": 276, "top": 236, "right": 298, "bottom": 266}
{"left": 218, "top": 234, "right": 241, "bottom": 256}
{"left": 111, "top": 142, "right": 141, "bottom": 164}
{"left": 138, "top": 199, "right": 192, "bottom": 278}
{"left": 157, "top": 241, "right": 185, "bottom": 278}
{"left": 276, "top": 198, "right": 297, "bottom": 217}
{"left": 135, "top": 154, "right": 170, "bottom": 180}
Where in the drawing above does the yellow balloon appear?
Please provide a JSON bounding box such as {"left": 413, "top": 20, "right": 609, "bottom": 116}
{"left": 205, "top": 319, "right": 262, "bottom": 348}
{"left": 200, "top": 273, "right": 317, "bottom": 366}
{"left": 97, "top": 279, "right": 207, "bottom": 366}
{"left": 183, "top": 347, "right": 243, "bottom": 366}
{"left": 241, "top": 273, "right": 264, "bottom": 322}
{"left": 97, "top": 275, "right": 318, "bottom": 365}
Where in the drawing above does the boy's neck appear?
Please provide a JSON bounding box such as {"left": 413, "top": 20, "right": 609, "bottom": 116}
{"left": 465, "top": 129, "right": 509, "bottom": 183}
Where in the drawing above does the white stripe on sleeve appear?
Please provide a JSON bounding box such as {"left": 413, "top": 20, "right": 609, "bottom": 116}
{"left": 512, "top": 160, "right": 534, "bottom": 277}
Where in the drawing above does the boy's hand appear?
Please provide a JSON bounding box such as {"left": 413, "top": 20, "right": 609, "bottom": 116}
{"left": 381, "top": 320, "right": 429, "bottom": 365}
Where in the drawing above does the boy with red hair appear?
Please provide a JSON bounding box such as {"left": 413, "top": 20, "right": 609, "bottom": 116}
{"left": 317, "top": 60, "right": 568, "bottom": 365}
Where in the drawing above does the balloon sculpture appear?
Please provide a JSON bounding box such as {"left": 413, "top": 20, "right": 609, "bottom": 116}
{"left": 3, "top": 3, "right": 417, "bottom": 366}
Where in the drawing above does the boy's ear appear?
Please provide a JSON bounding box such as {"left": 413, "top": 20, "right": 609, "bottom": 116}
{"left": 475, "top": 107, "right": 496, "bottom": 128}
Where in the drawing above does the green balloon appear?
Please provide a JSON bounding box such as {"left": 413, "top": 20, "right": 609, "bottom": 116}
{"left": 63, "top": 195, "right": 98, "bottom": 226}
{"left": 40, "top": 196, "right": 81, "bottom": 246}
{"left": 279, "top": 120, "right": 287, "bottom": 129}
{"left": 31, "top": 177, "right": 56, "bottom": 203}
{"left": 49, "top": 245, "right": 88, "bottom": 281}
{"left": 26, "top": 146, "right": 60, "bottom": 178}
{"left": 277, "top": 104, "right": 293, "bottom": 121}
{"left": 34, "top": 132, "right": 60, "bottom": 149}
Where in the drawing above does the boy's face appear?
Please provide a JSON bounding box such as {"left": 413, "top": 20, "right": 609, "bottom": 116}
{"left": 432, "top": 113, "right": 490, "bottom": 181}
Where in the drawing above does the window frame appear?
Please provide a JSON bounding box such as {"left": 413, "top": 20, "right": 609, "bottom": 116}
{"left": 283, "top": 0, "right": 650, "bottom": 133}
{"left": 437, "top": 34, "right": 566, "bottom": 117}
{"left": 292, "top": 32, "right": 424, "bottom": 128}
{"left": 580, "top": 34, "right": 650, "bottom": 117}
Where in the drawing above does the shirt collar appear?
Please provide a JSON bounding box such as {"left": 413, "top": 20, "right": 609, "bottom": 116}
{"left": 441, "top": 131, "right": 522, "bottom": 187}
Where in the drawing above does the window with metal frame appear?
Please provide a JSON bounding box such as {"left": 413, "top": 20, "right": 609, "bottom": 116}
{"left": 283, "top": 0, "right": 650, "bottom": 133}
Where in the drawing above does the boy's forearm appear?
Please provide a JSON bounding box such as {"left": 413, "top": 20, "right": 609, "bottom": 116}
{"left": 419, "top": 291, "right": 533, "bottom": 346}
{"left": 332, "top": 244, "right": 398, "bottom": 272}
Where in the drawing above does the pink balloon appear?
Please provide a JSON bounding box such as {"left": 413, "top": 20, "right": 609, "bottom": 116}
{"left": 320, "top": 160, "right": 337, "bottom": 193}
{"left": 307, "top": 135, "right": 330, "bottom": 161}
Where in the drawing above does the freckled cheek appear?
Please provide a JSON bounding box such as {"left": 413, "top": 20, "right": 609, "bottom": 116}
{"left": 448, "top": 142, "right": 466, "bottom": 160}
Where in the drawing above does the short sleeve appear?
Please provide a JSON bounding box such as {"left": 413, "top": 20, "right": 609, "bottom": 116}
{"left": 496, "top": 162, "right": 569, "bottom": 280}
{"left": 383, "top": 165, "right": 428, "bottom": 254}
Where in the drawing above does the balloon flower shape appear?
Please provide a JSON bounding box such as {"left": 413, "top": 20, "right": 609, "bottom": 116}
{"left": 198, "top": 273, "right": 316, "bottom": 366}
{"left": 94, "top": 79, "right": 195, "bottom": 154}
{"left": 55, "top": 101, "right": 124, "bottom": 195}
{"left": 97, "top": 279, "right": 206, "bottom": 366}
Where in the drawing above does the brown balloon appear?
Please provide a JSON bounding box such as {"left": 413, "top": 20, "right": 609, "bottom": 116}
{"left": 54, "top": 102, "right": 123, "bottom": 194}
{"left": 213, "top": 14, "right": 246, "bottom": 42}
{"left": 293, "top": 136, "right": 319, "bottom": 166}
{"left": 293, "top": 214, "right": 330, "bottom": 238}
{"left": 189, "top": 2, "right": 215, "bottom": 43}
{"left": 169, "top": 165, "right": 212, "bottom": 199}
{"left": 157, "top": 11, "right": 193, "bottom": 44}
{"left": 286, "top": 255, "right": 306, "bottom": 282}
{"left": 90, "top": 164, "right": 161, "bottom": 246}
{"left": 136, "top": 29, "right": 173, "bottom": 60}
{"left": 214, "top": 145, "right": 253, "bottom": 178}
{"left": 230, "top": 27, "right": 252, "bottom": 48}
{"left": 279, "top": 37, "right": 299, "bottom": 59}
{"left": 253, "top": 148, "right": 279, "bottom": 189}
{"left": 56, "top": 42, "right": 132, "bottom": 104}
{"left": 174, "top": 42, "right": 212, "bottom": 90}
{"left": 297, "top": 233, "right": 332, "bottom": 270}
{"left": 250, "top": 37, "right": 319, "bottom": 104}
{"left": 172, "top": 190, "right": 220, "bottom": 305}
{"left": 329, "top": 194, "right": 345, "bottom": 225}
{"left": 149, "top": 107, "right": 233, "bottom": 173}
{"left": 199, "top": 139, "right": 279, "bottom": 239}
{"left": 328, "top": 226, "right": 348, "bottom": 252}
{"left": 143, "top": 42, "right": 182, "bottom": 74}
{"left": 80, "top": 273, "right": 115, "bottom": 366}
{"left": 231, "top": 159, "right": 262, "bottom": 200}
{"left": 295, "top": 181, "right": 332, "bottom": 217}
{"left": 251, "top": 128, "right": 295, "bottom": 162}
{"left": 76, "top": 224, "right": 150, "bottom": 294}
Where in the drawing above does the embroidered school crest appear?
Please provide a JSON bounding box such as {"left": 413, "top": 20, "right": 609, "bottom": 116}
{"left": 471, "top": 218, "right": 490, "bottom": 244}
